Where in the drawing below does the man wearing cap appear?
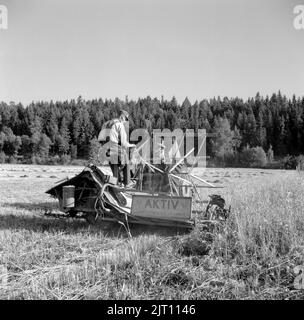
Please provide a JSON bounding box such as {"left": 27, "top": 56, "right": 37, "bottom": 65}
{"left": 98, "top": 110, "right": 136, "bottom": 187}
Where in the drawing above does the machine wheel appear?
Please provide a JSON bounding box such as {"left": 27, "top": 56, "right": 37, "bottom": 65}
{"left": 205, "top": 194, "right": 230, "bottom": 221}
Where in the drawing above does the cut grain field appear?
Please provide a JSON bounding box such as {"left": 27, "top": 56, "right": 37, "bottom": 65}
{"left": 1, "top": 164, "right": 304, "bottom": 299}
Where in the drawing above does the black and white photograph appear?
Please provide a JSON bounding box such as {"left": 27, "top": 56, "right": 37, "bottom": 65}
{"left": 1, "top": 0, "right": 304, "bottom": 304}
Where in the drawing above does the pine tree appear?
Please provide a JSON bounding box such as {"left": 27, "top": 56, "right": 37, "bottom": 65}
{"left": 267, "top": 144, "right": 274, "bottom": 162}
{"left": 56, "top": 117, "right": 70, "bottom": 155}
{"left": 211, "top": 117, "right": 234, "bottom": 160}
{"left": 37, "top": 134, "right": 52, "bottom": 157}
{"left": 256, "top": 111, "right": 266, "bottom": 149}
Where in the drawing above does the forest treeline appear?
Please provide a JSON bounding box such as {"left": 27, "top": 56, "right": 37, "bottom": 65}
{"left": 1, "top": 92, "right": 304, "bottom": 167}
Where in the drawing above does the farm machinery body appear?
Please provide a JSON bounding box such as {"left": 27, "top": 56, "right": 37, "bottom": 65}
{"left": 46, "top": 159, "right": 230, "bottom": 229}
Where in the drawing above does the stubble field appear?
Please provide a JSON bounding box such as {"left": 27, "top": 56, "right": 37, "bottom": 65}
{"left": 0, "top": 164, "right": 304, "bottom": 299}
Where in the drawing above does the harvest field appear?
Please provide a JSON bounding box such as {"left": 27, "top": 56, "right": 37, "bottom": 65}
{"left": 0, "top": 164, "right": 304, "bottom": 299}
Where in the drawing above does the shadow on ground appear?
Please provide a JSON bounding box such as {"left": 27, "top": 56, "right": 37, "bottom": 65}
{"left": 3, "top": 201, "right": 58, "bottom": 211}
{"left": 0, "top": 202, "right": 189, "bottom": 238}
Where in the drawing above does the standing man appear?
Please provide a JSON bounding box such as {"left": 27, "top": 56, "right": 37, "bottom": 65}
{"left": 98, "top": 110, "right": 136, "bottom": 187}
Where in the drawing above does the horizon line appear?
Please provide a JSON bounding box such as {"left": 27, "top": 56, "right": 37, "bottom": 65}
{"left": 1, "top": 90, "right": 304, "bottom": 107}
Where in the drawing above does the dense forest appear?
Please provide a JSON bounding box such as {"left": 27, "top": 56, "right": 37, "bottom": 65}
{"left": 0, "top": 92, "right": 304, "bottom": 167}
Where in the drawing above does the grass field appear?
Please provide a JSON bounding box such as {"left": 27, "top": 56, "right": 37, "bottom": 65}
{"left": 0, "top": 164, "right": 304, "bottom": 299}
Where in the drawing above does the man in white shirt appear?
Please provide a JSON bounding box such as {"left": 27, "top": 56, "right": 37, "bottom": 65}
{"left": 98, "top": 110, "right": 136, "bottom": 187}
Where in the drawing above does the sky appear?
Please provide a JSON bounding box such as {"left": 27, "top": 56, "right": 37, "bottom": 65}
{"left": 0, "top": 0, "right": 303, "bottom": 105}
